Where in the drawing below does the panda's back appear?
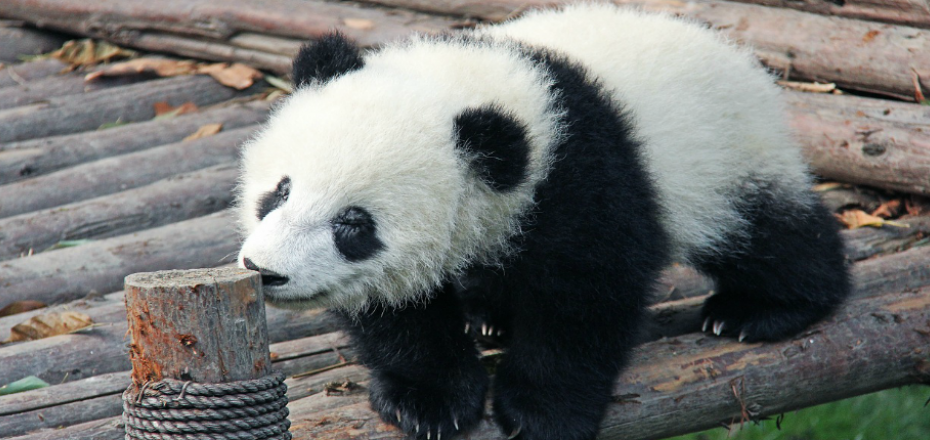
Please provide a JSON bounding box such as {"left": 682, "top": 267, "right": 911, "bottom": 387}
{"left": 479, "top": 4, "right": 811, "bottom": 260}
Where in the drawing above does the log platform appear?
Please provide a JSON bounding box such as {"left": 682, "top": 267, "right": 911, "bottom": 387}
{"left": 0, "top": 1, "right": 927, "bottom": 439}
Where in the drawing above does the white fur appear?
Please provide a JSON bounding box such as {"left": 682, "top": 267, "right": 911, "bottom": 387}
{"left": 479, "top": 4, "right": 811, "bottom": 261}
{"left": 237, "top": 4, "right": 812, "bottom": 310}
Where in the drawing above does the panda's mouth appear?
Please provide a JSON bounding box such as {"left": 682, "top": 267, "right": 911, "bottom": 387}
{"left": 260, "top": 273, "right": 289, "bottom": 287}
{"left": 263, "top": 289, "right": 331, "bottom": 310}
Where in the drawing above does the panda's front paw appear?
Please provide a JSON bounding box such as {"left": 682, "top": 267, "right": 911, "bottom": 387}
{"left": 492, "top": 366, "right": 603, "bottom": 440}
{"left": 369, "top": 366, "right": 488, "bottom": 439}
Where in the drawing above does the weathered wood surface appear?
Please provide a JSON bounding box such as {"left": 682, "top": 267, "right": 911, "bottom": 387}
{"left": 0, "top": 100, "right": 268, "bottom": 184}
{"left": 0, "top": 58, "right": 69, "bottom": 88}
{"left": 7, "top": 416, "right": 124, "bottom": 440}
{"left": 0, "top": 68, "right": 147, "bottom": 110}
{"left": 0, "top": 164, "right": 237, "bottom": 260}
{"left": 0, "top": 332, "right": 351, "bottom": 437}
{"left": 0, "top": 24, "right": 67, "bottom": 62}
{"left": 0, "top": 127, "right": 251, "bottom": 218}
{"left": 125, "top": 268, "right": 271, "bottom": 383}
{"left": 727, "top": 0, "right": 930, "bottom": 29}
{"left": 0, "top": 0, "right": 458, "bottom": 48}
{"left": 0, "top": 74, "right": 252, "bottom": 142}
{"left": 788, "top": 91, "right": 930, "bottom": 196}
{"left": 0, "top": 211, "right": 239, "bottom": 309}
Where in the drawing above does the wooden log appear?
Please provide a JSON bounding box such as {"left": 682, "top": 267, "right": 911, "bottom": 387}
{"left": 0, "top": 100, "right": 268, "bottom": 184}
{"left": 0, "top": 211, "right": 238, "bottom": 310}
{"left": 0, "top": 69, "right": 149, "bottom": 110}
{"left": 0, "top": 0, "right": 457, "bottom": 48}
{"left": 0, "top": 164, "right": 237, "bottom": 260}
{"left": 6, "top": 417, "right": 123, "bottom": 440}
{"left": 0, "top": 74, "right": 252, "bottom": 143}
{"left": 0, "top": 331, "right": 349, "bottom": 436}
{"left": 842, "top": 215, "right": 930, "bottom": 261}
{"left": 0, "top": 58, "right": 69, "bottom": 88}
{"left": 121, "top": 31, "right": 292, "bottom": 74}
{"left": 0, "top": 127, "right": 251, "bottom": 218}
{"left": 356, "top": 0, "right": 553, "bottom": 21}
{"left": 788, "top": 91, "right": 930, "bottom": 196}
{"left": 726, "top": 0, "right": 930, "bottom": 29}
{"left": 0, "top": 24, "right": 68, "bottom": 63}
{"left": 278, "top": 287, "right": 930, "bottom": 439}
{"left": 124, "top": 268, "right": 271, "bottom": 383}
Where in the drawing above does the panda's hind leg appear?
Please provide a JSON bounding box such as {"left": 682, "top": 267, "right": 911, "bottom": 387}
{"left": 695, "top": 189, "right": 851, "bottom": 342}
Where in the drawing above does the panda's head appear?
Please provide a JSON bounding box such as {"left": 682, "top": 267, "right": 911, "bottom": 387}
{"left": 237, "top": 33, "right": 562, "bottom": 312}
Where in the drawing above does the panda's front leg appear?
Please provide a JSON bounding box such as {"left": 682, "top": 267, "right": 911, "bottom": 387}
{"left": 331, "top": 284, "right": 488, "bottom": 439}
{"left": 491, "top": 279, "right": 647, "bottom": 440}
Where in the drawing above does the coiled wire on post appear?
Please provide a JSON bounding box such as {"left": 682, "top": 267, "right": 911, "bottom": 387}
{"left": 122, "top": 372, "right": 291, "bottom": 440}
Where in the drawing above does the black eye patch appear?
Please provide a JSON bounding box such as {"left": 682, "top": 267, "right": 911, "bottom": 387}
{"left": 332, "top": 206, "right": 383, "bottom": 262}
{"left": 257, "top": 176, "right": 291, "bottom": 220}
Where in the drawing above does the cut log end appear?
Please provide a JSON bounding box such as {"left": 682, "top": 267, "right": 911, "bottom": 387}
{"left": 124, "top": 267, "right": 269, "bottom": 384}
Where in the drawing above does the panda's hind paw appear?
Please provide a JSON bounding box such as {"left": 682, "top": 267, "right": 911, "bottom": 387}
{"left": 700, "top": 290, "right": 832, "bottom": 342}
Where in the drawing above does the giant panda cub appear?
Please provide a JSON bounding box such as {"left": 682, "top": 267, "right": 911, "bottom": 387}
{"left": 237, "top": 4, "right": 850, "bottom": 440}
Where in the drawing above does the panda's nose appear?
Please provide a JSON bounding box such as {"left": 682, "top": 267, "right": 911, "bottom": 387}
{"left": 242, "top": 257, "right": 290, "bottom": 286}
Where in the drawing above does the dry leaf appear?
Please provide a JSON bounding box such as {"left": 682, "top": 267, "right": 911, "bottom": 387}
{"left": 812, "top": 182, "right": 845, "bottom": 192}
{"left": 862, "top": 30, "right": 880, "bottom": 43}
{"left": 184, "top": 123, "right": 223, "bottom": 141}
{"left": 343, "top": 18, "right": 375, "bottom": 30}
{"left": 85, "top": 58, "right": 198, "bottom": 81}
{"left": 0, "top": 300, "right": 47, "bottom": 318}
{"left": 871, "top": 200, "right": 901, "bottom": 218}
{"left": 777, "top": 81, "right": 836, "bottom": 94}
{"left": 45, "top": 39, "right": 135, "bottom": 69}
{"left": 836, "top": 209, "right": 908, "bottom": 229}
{"left": 153, "top": 101, "right": 198, "bottom": 118}
{"left": 197, "top": 63, "right": 263, "bottom": 90}
{"left": 4, "top": 311, "right": 95, "bottom": 343}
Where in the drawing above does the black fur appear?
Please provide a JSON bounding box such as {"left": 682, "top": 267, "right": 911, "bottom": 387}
{"left": 256, "top": 176, "right": 290, "bottom": 220}
{"left": 332, "top": 206, "right": 384, "bottom": 262}
{"left": 333, "top": 41, "right": 849, "bottom": 440}
{"left": 331, "top": 285, "right": 488, "bottom": 440}
{"left": 694, "top": 190, "right": 850, "bottom": 341}
{"left": 454, "top": 106, "right": 531, "bottom": 191}
{"left": 292, "top": 32, "right": 364, "bottom": 87}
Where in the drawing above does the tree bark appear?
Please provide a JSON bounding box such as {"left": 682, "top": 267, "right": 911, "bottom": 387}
{"left": 726, "top": 0, "right": 930, "bottom": 29}
{"left": 0, "top": 164, "right": 237, "bottom": 260}
{"left": 0, "top": 74, "right": 253, "bottom": 143}
{"left": 0, "top": 211, "right": 239, "bottom": 310}
{"left": 0, "top": 127, "right": 252, "bottom": 218}
{"left": 0, "top": 69, "right": 148, "bottom": 110}
{"left": 0, "top": 58, "right": 69, "bottom": 88}
{"left": 0, "top": 100, "right": 268, "bottom": 184}
{"left": 0, "top": 24, "right": 68, "bottom": 63}
{"left": 787, "top": 91, "right": 930, "bottom": 196}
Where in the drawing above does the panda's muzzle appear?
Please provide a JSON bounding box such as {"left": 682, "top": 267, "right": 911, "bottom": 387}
{"left": 243, "top": 258, "right": 289, "bottom": 287}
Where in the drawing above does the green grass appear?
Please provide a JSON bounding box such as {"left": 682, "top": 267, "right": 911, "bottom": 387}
{"left": 667, "top": 386, "right": 930, "bottom": 440}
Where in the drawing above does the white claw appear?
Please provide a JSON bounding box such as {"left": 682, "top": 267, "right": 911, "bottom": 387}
{"left": 481, "top": 324, "right": 488, "bottom": 336}
{"left": 464, "top": 323, "right": 470, "bottom": 334}
{"left": 702, "top": 317, "right": 711, "bottom": 332}
{"left": 396, "top": 409, "right": 402, "bottom": 422}
{"left": 416, "top": 423, "right": 419, "bottom": 433}
{"left": 497, "top": 329, "right": 503, "bottom": 337}
{"left": 438, "top": 431, "right": 442, "bottom": 440}
{"left": 488, "top": 326, "right": 494, "bottom": 336}
{"left": 738, "top": 330, "right": 748, "bottom": 343}
{"left": 454, "top": 417, "right": 459, "bottom": 431}
{"left": 508, "top": 426, "right": 523, "bottom": 439}
{"left": 427, "top": 430, "right": 431, "bottom": 440}
{"left": 713, "top": 321, "right": 725, "bottom": 336}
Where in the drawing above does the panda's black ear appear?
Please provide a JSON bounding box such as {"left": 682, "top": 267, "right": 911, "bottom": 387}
{"left": 292, "top": 32, "right": 364, "bottom": 87}
{"left": 454, "top": 106, "right": 531, "bottom": 192}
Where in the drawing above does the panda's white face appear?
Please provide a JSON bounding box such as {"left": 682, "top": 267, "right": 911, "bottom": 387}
{"left": 236, "top": 36, "right": 562, "bottom": 312}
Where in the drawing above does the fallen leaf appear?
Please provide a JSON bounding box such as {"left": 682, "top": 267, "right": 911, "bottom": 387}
{"left": 343, "top": 18, "right": 375, "bottom": 30}
{"left": 264, "top": 74, "right": 293, "bottom": 93}
{"left": 905, "top": 197, "right": 925, "bottom": 216}
{"left": 912, "top": 68, "right": 926, "bottom": 103}
{"left": 0, "top": 376, "right": 50, "bottom": 396}
{"left": 197, "top": 63, "right": 263, "bottom": 90}
{"left": 871, "top": 200, "right": 902, "bottom": 218}
{"left": 184, "top": 123, "right": 223, "bottom": 141}
{"left": 0, "top": 301, "right": 47, "bottom": 318}
{"left": 777, "top": 81, "right": 836, "bottom": 94}
{"left": 85, "top": 58, "right": 198, "bottom": 81}
{"left": 836, "top": 209, "right": 909, "bottom": 229}
{"left": 41, "top": 39, "right": 136, "bottom": 70}
{"left": 862, "top": 30, "right": 880, "bottom": 43}
{"left": 4, "top": 311, "right": 95, "bottom": 343}
{"left": 153, "top": 101, "right": 199, "bottom": 119}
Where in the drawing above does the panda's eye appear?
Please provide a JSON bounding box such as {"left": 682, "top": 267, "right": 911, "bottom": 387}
{"left": 257, "top": 176, "right": 290, "bottom": 220}
{"left": 332, "top": 206, "right": 383, "bottom": 262}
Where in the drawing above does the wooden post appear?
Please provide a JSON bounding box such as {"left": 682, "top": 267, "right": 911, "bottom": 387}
{"left": 124, "top": 267, "right": 271, "bottom": 384}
